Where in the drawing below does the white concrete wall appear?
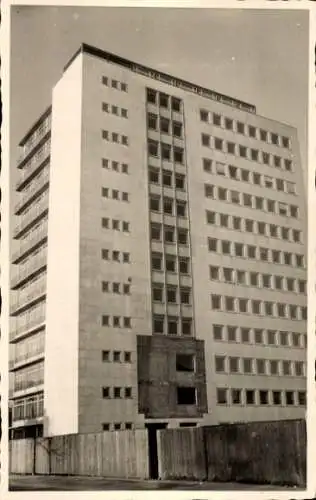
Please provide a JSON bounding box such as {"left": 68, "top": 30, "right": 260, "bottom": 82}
{"left": 44, "top": 55, "right": 83, "bottom": 436}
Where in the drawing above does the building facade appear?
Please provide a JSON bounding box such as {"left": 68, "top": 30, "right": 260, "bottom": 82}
{"left": 10, "top": 44, "right": 307, "bottom": 439}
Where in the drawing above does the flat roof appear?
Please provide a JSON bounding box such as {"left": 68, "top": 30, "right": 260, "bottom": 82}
{"left": 19, "top": 106, "right": 52, "bottom": 147}
{"left": 64, "top": 43, "right": 257, "bottom": 114}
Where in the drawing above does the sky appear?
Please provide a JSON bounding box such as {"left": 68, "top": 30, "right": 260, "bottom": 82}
{"left": 10, "top": 7, "right": 309, "bottom": 176}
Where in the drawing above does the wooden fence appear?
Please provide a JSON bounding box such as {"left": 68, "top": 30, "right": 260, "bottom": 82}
{"left": 157, "top": 419, "right": 306, "bottom": 487}
{"left": 10, "top": 430, "right": 149, "bottom": 479}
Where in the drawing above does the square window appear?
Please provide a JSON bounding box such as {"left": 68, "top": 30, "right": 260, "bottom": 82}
{"left": 112, "top": 161, "right": 119, "bottom": 171}
{"left": 123, "top": 283, "right": 130, "bottom": 294}
{"left": 250, "top": 272, "right": 259, "bottom": 286}
{"left": 239, "top": 145, "right": 247, "bottom": 158}
{"left": 112, "top": 189, "right": 119, "bottom": 200}
{"left": 102, "top": 249, "right": 109, "bottom": 260}
{"left": 176, "top": 354, "right": 195, "bottom": 372}
{"left": 149, "top": 168, "right": 159, "bottom": 184}
{"left": 280, "top": 331, "right": 289, "bottom": 346}
{"left": 102, "top": 102, "right": 109, "bottom": 112}
{"left": 151, "top": 223, "right": 161, "bottom": 241}
{"left": 223, "top": 267, "right": 234, "bottom": 283}
{"left": 259, "top": 248, "right": 269, "bottom": 261}
{"left": 163, "top": 197, "right": 173, "bottom": 215}
{"left": 236, "top": 270, "right": 246, "bottom": 285}
{"left": 153, "top": 284, "right": 163, "bottom": 302}
{"left": 222, "top": 240, "right": 231, "bottom": 255}
{"left": 114, "top": 423, "right": 121, "bottom": 430}
{"left": 167, "top": 286, "right": 177, "bottom": 303}
{"left": 205, "top": 184, "right": 214, "bottom": 199}
{"left": 180, "top": 287, "right": 191, "bottom": 304}
{"left": 112, "top": 250, "right": 120, "bottom": 262}
{"left": 175, "top": 174, "right": 185, "bottom": 190}
{"left": 218, "top": 187, "right": 227, "bottom": 201}
{"left": 102, "top": 158, "right": 109, "bottom": 169}
{"left": 239, "top": 298, "right": 248, "bottom": 313}
{"left": 121, "top": 82, "right": 128, "bottom": 92}
{"left": 265, "top": 302, "right": 274, "bottom": 316}
{"left": 245, "top": 219, "right": 254, "bottom": 233}
{"left": 112, "top": 132, "right": 119, "bottom": 143}
{"left": 290, "top": 206, "right": 298, "bottom": 218}
{"left": 284, "top": 159, "right": 292, "bottom": 171}
{"left": 272, "top": 250, "right": 281, "bottom": 264}
{"left": 267, "top": 200, "right": 275, "bottom": 213}
{"left": 111, "top": 105, "right": 118, "bottom": 115}
{"left": 267, "top": 330, "right": 276, "bottom": 345}
{"left": 283, "top": 361, "right": 291, "bottom": 376}
{"left": 148, "top": 140, "right": 159, "bottom": 157}
{"left": 252, "top": 300, "right": 261, "bottom": 315}
{"left": 102, "top": 423, "right": 110, "bottom": 431}
{"left": 102, "top": 76, "right": 108, "bottom": 86}
{"left": 217, "top": 388, "right": 227, "bottom": 405}
{"left": 102, "top": 217, "right": 109, "bottom": 229}
{"left": 176, "top": 201, "right": 186, "bottom": 217}
{"left": 121, "top": 108, "right": 128, "bottom": 119}
{"left": 262, "top": 274, "right": 271, "bottom": 289}
{"left": 228, "top": 165, "right": 238, "bottom": 179}
{"left": 251, "top": 149, "right": 259, "bottom": 162}
{"left": 111, "top": 79, "right": 118, "bottom": 89}
{"left": 255, "top": 197, "right": 264, "bottom": 210}
{"left": 292, "top": 230, "right": 300, "bottom": 243}
{"left": 122, "top": 221, "right": 130, "bottom": 232}
{"left": 243, "top": 193, "right": 252, "bottom": 207}
{"left": 271, "top": 133, "right": 279, "bottom": 145}
{"left": 277, "top": 303, "right": 286, "bottom": 318}
{"left": 113, "top": 282, "right": 120, "bottom": 294}
{"left": 122, "top": 192, "right": 129, "bottom": 202}
{"left": 282, "top": 137, "right": 290, "bottom": 148}
{"left": 260, "top": 130, "right": 267, "bottom": 142}
{"left": 215, "top": 356, "right": 226, "bottom": 372}
{"left": 102, "top": 281, "right": 109, "bottom": 292}
{"left": 253, "top": 172, "right": 261, "bottom": 185}
{"left": 177, "top": 387, "right": 196, "bottom": 405}
{"left": 262, "top": 152, "right": 270, "bottom": 165}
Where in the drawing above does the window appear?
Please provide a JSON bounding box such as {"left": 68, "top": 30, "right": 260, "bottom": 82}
{"left": 285, "top": 391, "right": 294, "bottom": 405}
{"left": 256, "top": 359, "right": 265, "bottom": 374}
{"left": 102, "top": 76, "right": 108, "bottom": 86}
{"left": 124, "top": 317, "right": 131, "bottom": 328}
{"left": 168, "top": 317, "right": 178, "bottom": 335}
{"left": 211, "top": 294, "right": 221, "bottom": 310}
{"left": 290, "top": 205, "right": 298, "bottom": 218}
{"left": 280, "top": 331, "right": 288, "bottom": 346}
{"left": 217, "top": 388, "right": 227, "bottom": 405}
{"left": 273, "top": 391, "right": 281, "bottom": 405}
{"left": 298, "top": 392, "right": 306, "bottom": 406}
{"left": 102, "top": 315, "right": 109, "bottom": 326}
{"left": 153, "top": 315, "right": 164, "bottom": 334}
{"left": 122, "top": 221, "right": 130, "bottom": 232}
{"left": 298, "top": 280, "right": 306, "bottom": 294}
{"left": 202, "top": 134, "right": 210, "bottom": 147}
{"left": 239, "top": 146, "right": 247, "bottom": 158}
{"left": 148, "top": 140, "right": 159, "bottom": 157}
{"left": 122, "top": 192, "right": 129, "bottom": 202}
{"left": 284, "top": 159, "right": 292, "bottom": 171}
{"left": 287, "top": 182, "right": 296, "bottom": 194}
{"left": 200, "top": 109, "right": 209, "bottom": 122}
{"left": 112, "top": 189, "right": 119, "bottom": 200}
{"left": 229, "top": 357, "right": 239, "bottom": 373}
{"left": 179, "top": 257, "right": 189, "bottom": 274}
{"left": 218, "top": 188, "right": 227, "bottom": 201}
{"left": 148, "top": 113, "right": 157, "bottom": 130}
{"left": 225, "top": 296, "right": 235, "bottom": 312}
{"left": 227, "top": 142, "right": 235, "bottom": 154}
{"left": 176, "top": 201, "right": 186, "bottom": 217}
{"left": 162, "top": 170, "right": 172, "bottom": 187}
{"left": 252, "top": 300, "right": 261, "bottom": 315}
{"left": 112, "top": 161, "right": 119, "bottom": 171}
{"left": 102, "top": 281, "right": 109, "bottom": 293}
{"left": 213, "top": 325, "right": 223, "bottom": 341}
{"left": 243, "top": 193, "right": 252, "bottom": 207}
{"left": 222, "top": 240, "right": 231, "bottom": 255}
{"left": 295, "top": 361, "right": 303, "bottom": 376}
{"left": 177, "top": 387, "right": 196, "bottom": 405}
{"left": 161, "top": 143, "right": 171, "bottom": 161}
{"left": 213, "top": 113, "right": 221, "bottom": 126}
{"left": 102, "top": 424, "right": 110, "bottom": 431}
{"left": 228, "top": 165, "right": 238, "bottom": 179}
{"left": 214, "top": 138, "right": 223, "bottom": 151}
{"left": 245, "top": 219, "right": 254, "bottom": 233}
{"left": 225, "top": 117, "right": 233, "bottom": 130}
{"left": 246, "top": 390, "right": 255, "bottom": 405}
{"left": 122, "top": 163, "right": 129, "bottom": 174}
{"left": 203, "top": 158, "right": 212, "bottom": 172}
{"left": 223, "top": 267, "right": 233, "bottom": 283}
{"left": 262, "top": 152, "right": 270, "bottom": 165}
{"left": 102, "top": 217, "right": 109, "bottom": 229}
{"left": 159, "top": 93, "right": 169, "bottom": 108}
{"left": 296, "top": 254, "right": 304, "bottom": 268}
{"left": 237, "top": 121, "right": 245, "bottom": 134}
{"left": 180, "top": 287, "right": 191, "bottom": 304}
{"left": 113, "top": 316, "right": 120, "bottom": 327}
{"left": 111, "top": 79, "right": 118, "bottom": 89}
{"left": 283, "top": 361, "right": 291, "bottom": 376}
{"left": 265, "top": 302, "right": 274, "bottom": 317}
{"left": 125, "top": 387, "right": 132, "bottom": 398}
{"left": 102, "top": 249, "right": 109, "bottom": 260}
{"left": 102, "top": 350, "right": 110, "bottom": 362}
{"left": 121, "top": 82, "right": 128, "bottom": 92}
{"left": 236, "top": 270, "right": 246, "bottom": 285}
{"left": 112, "top": 132, "right": 119, "bottom": 143}
{"left": 259, "top": 248, "right": 268, "bottom": 261}
{"left": 178, "top": 228, "right": 188, "bottom": 245}
{"left": 248, "top": 125, "right": 256, "bottom": 138}
{"left": 102, "top": 102, "right": 109, "bottom": 112}
{"left": 175, "top": 174, "right": 185, "bottom": 190}
{"left": 113, "top": 282, "right": 120, "bottom": 294}
{"left": 251, "top": 149, "right": 259, "bottom": 162}
{"left": 227, "top": 326, "right": 237, "bottom": 342}
{"left": 262, "top": 274, "right": 271, "bottom": 289}
{"left": 147, "top": 88, "right": 156, "bottom": 104}
{"left": 292, "top": 230, "right": 300, "bottom": 243}
{"left": 112, "top": 250, "right": 120, "bottom": 262}
{"left": 151, "top": 223, "right": 161, "bottom": 240}
{"left": 282, "top": 136, "right": 290, "bottom": 148}
{"left": 250, "top": 273, "right": 258, "bottom": 287}
{"left": 210, "top": 266, "right": 219, "bottom": 280}
{"left": 102, "top": 387, "right": 110, "bottom": 398}
{"left": 272, "top": 250, "right": 281, "bottom": 264}
{"left": 123, "top": 252, "right": 130, "bottom": 263}
{"left": 232, "top": 389, "right": 241, "bottom": 405}
{"left": 102, "top": 158, "right": 109, "bottom": 169}
{"left": 166, "top": 255, "right": 176, "bottom": 272}
{"left": 102, "top": 130, "right": 109, "bottom": 140}
{"left": 163, "top": 197, "right": 173, "bottom": 215}
{"left": 208, "top": 238, "right": 217, "bottom": 252}
{"left": 247, "top": 246, "right": 256, "bottom": 259}
{"left": 153, "top": 284, "right": 163, "bottom": 302}
{"left": 205, "top": 184, "right": 214, "bottom": 199}
{"left": 114, "top": 387, "right": 121, "bottom": 398}
{"left": 149, "top": 168, "right": 159, "bottom": 184}
{"left": 113, "top": 351, "right": 120, "bottom": 362}
{"left": 220, "top": 214, "right": 229, "bottom": 228}
{"left": 173, "top": 121, "right": 182, "bottom": 138}
{"left": 167, "top": 286, "right": 177, "bottom": 303}
{"left": 243, "top": 358, "right": 252, "bottom": 374}
{"left": 259, "top": 390, "right": 268, "bottom": 405}
{"left": 235, "top": 243, "right": 244, "bottom": 257}
{"left": 286, "top": 278, "right": 295, "bottom": 292}
{"left": 255, "top": 329, "right": 263, "bottom": 344}
{"left": 182, "top": 318, "right": 192, "bottom": 336}
{"left": 172, "top": 97, "right": 181, "bottom": 112}
{"left": 124, "top": 352, "right": 131, "bottom": 363}
{"left": 176, "top": 354, "right": 194, "bottom": 372}
{"left": 270, "top": 360, "right": 278, "bottom": 375}
{"left": 241, "top": 328, "right": 250, "bottom": 343}
{"left": 256, "top": 197, "right": 264, "bottom": 210}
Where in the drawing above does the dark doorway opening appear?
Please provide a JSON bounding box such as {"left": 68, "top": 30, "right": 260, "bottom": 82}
{"left": 145, "top": 423, "right": 167, "bottom": 479}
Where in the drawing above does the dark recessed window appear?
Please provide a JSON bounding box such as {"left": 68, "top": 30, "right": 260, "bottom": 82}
{"left": 176, "top": 354, "right": 195, "bottom": 372}
{"left": 177, "top": 387, "right": 196, "bottom": 405}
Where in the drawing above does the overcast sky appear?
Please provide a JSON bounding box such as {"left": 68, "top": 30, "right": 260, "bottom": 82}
{"left": 10, "top": 7, "right": 309, "bottom": 176}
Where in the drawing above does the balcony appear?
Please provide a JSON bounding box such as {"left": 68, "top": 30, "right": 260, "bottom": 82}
{"left": 11, "top": 224, "right": 48, "bottom": 264}
{"left": 16, "top": 140, "right": 51, "bottom": 191}
{"left": 13, "top": 380, "right": 44, "bottom": 398}
{"left": 14, "top": 168, "right": 50, "bottom": 215}
{"left": 10, "top": 314, "right": 46, "bottom": 343}
{"left": 11, "top": 252, "right": 47, "bottom": 289}
{"left": 13, "top": 196, "right": 49, "bottom": 239}
{"left": 10, "top": 279, "right": 47, "bottom": 316}
{"left": 17, "top": 117, "right": 51, "bottom": 168}
{"left": 11, "top": 393, "right": 44, "bottom": 423}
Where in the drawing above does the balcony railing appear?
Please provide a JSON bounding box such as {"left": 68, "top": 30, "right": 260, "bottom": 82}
{"left": 17, "top": 117, "right": 51, "bottom": 167}
{"left": 11, "top": 252, "right": 47, "bottom": 289}
{"left": 13, "top": 378, "right": 44, "bottom": 394}
{"left": 14, "top": 169, "right": 50, "bottom": 215}
{"left": 12, "top": 393, "right": 44, "bottom": 422}
{"left": 10, "top": 279, "right": 47, "bottom": 315}
{"left": 10, "top": 314, "right": 46, "bottom": 342}
{"left": 11, "top": 224, "right": 48, "bottom": 264}
{"left": 13, "top": 196, "right": 49, "bottom": 239}
{"left": 16, "top": 140, "right": 51, "bottom": 191}
{"left": 10, "top": 348, "right": 45, "bottom": 370}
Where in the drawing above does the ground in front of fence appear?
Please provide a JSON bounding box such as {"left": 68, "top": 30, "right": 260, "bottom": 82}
{"left": 9, "top": 475, "right": 305, "bottom": 492}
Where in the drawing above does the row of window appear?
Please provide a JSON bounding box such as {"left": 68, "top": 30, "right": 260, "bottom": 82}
{"left": 215, "top": 356, "right": 305, "bottom": 377}
{"left": 101, "top": 315, "right": 132, "bottom": 328}
{"left": 102, "top": 280, "right": 131, "bottom": 295}
{"left": 102, "top": 102, "right": 128, "bottom": 118}
{"left": 101, "top": 249, "right": 130, "bottom": 263}
{"left": 102, "top": 130, "right": 129, "bottom": 146}
{"left": 148, "top": 140, "right": 184, "bottom": 164}
{"left": 202, "top": 159, "right": 296, "bottom": 195}
{"left": 205, "top": 183, "right": 299, "bottom": 219}
{"left": 153, "top": 315, "right": 192, "bottom": 336}
{"left": 217, "top": 388, "right": 305, "bottom": 407}
{"left": 208, "top": 236, "right": 305, "bottom": 268}
{"left": 152, "top": 283, "right": 191, "bottom": 305}
{"left": 102, "top": 187, "right": 129, "bottom": 202}
{"left": 206, "top": 210, "right": 302, "bottom": 243}
{"left": 102, "top": 158, "right": 129, "bottom": 174}
{"left": 147, "top": 88, "right": 182, "bottom": 113}
{"left": 212, "top": 325, "right": 306, "bottom": 348}
{"left": 151, "top": 253, "right": 190, "bottom": 274}
{"left": 102, "top": 422, "right": 134, "bottom": 431}
{"left": 151, "top": 223, "right": 188, "bottom": 245}
{"left": 209, "top": 265, "right": 306, "bottom": 294}
{"left": 102, "top": 217, "right": 130, "bottom": 232}
{"left": 102, "top": 386, "right": 132, "bottom": 399}
{"left": 148, "top": 167, "right": 186, "bottom": 190}
{"left": 102, "top": 76, "right": 128, "bottom": 92}
{"left": 210, "top": 294, "right": 307, "bottom": 321}
{"left": 150, "top": 195, "right": 187, "bottom": 217}
{"left": 201, "top": 134, "right": 293, "bottom": 171}
{"left": 147, "top": 113, "right": 183, "bottom": 138}
{"left": 200, "top": 109, "right": 291, "bottom": 149}
{"left": 102, "top": 350, "right": 132, "bottom": 363}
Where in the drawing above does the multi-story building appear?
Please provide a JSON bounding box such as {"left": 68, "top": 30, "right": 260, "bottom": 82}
{"left": 10, "top": 44, "right": 307, "bottom": 441}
